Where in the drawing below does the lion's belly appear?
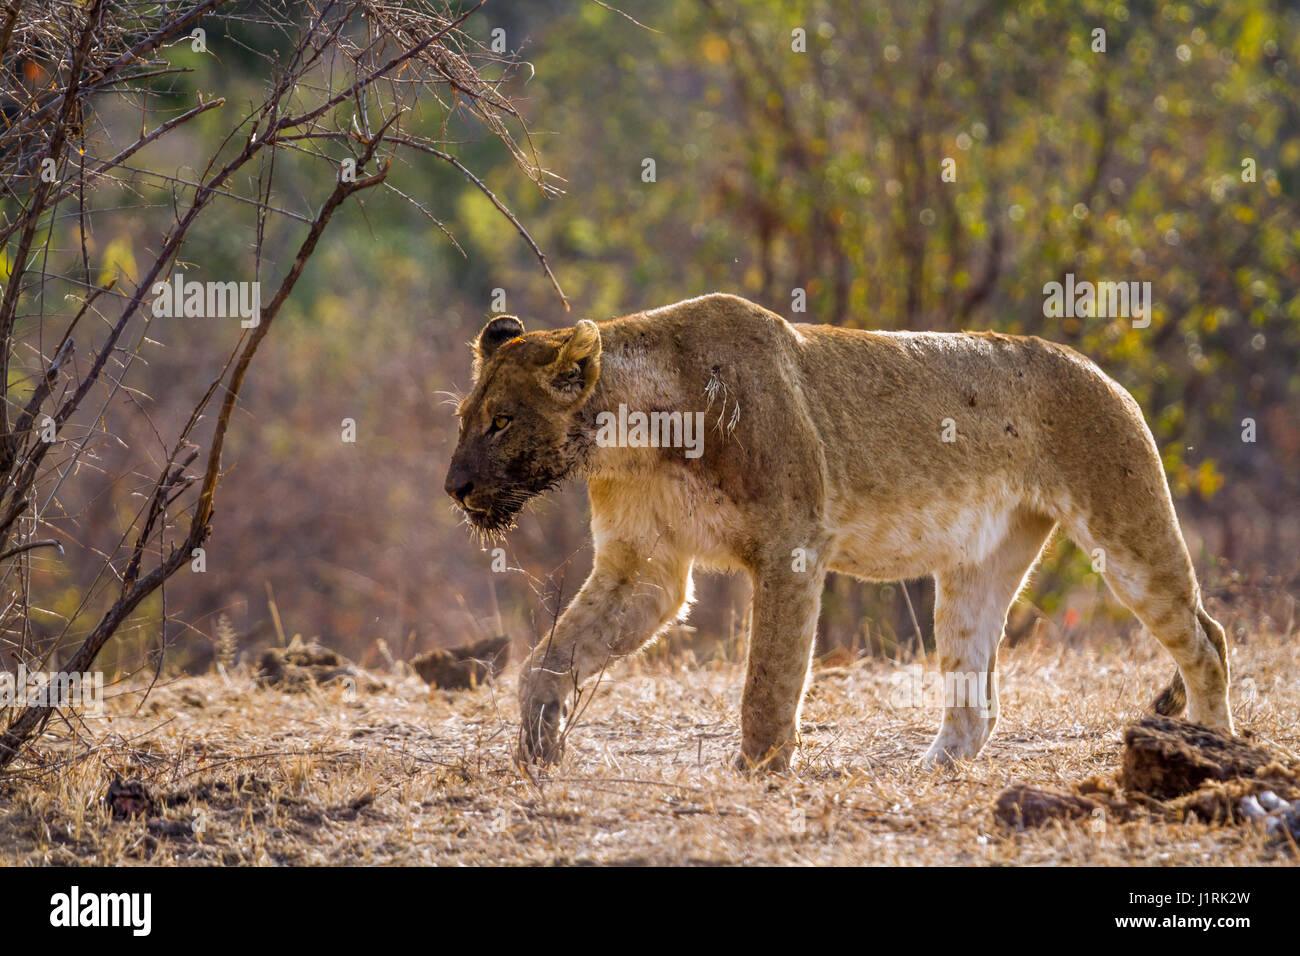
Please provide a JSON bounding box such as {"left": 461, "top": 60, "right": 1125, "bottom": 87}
{"left": 827, "top": 485, "right": 1023, "bottom": 580}
{"left": 595, "top": 457, "right": 1033, "bottom": 579}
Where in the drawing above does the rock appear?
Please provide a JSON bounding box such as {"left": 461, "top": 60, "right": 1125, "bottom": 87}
{"left": 1235, "top": 789, "right": 1299, "bottom": 840}
{"left": 1266, "top": 806, "right": 1300, "bottom": 842}
{"left": 1258, "top": 790, "right": 1289, "bottom": 812}
{"left": 410, "top": 635, "right": 509, "bottom": 690}
{"left": 1239, "top": 794, "right": 1267, "bottom": 821}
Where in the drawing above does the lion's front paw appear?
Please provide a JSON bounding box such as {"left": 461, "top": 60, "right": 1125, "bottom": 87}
{"left": 920, "top": 729, "right": 986, "bottom": 769}
{"left": 518, "top": 697, "right": 567, "bottom": 766}
{"left": 918, "top": 745, "right": 958, "bottom": 771}
{"left": 733, "top": 742, "right": 794, "bottom": 775}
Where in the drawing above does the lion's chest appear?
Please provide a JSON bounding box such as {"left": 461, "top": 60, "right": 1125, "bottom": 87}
{"left": 588, "top": 463, "right": 753, "bottom": 571}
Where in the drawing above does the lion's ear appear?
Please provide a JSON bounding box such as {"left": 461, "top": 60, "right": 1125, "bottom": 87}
{"left": 545, "top": 319, "right": 602, "bottom": 402}
{"left": 473, "top": 315, "right": 525, "bottom": 375}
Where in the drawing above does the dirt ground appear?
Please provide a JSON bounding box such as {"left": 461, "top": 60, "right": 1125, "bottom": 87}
{"left": 1, "top": 615, "right": 1297, "bottom": 866}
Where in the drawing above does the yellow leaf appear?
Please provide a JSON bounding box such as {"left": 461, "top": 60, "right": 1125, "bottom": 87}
{"left": 1196, "top": 460, "right": 1224, "bottom": 499}
{"left": 97, "top": 236, "right": 137, "bottom": 287}
{"left": 700, "top": 33, "right": 730, "bottom": 65}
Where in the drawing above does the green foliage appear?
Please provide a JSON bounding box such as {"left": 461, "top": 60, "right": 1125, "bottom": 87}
{"left": 20, "top": 0, "right": 1300, "bottom": 659}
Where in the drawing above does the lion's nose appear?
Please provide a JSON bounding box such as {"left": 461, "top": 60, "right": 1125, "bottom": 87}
{"left": 445, "top": 474, "right": 474, "bottom": 507}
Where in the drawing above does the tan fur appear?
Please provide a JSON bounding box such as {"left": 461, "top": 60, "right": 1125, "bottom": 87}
{"left": 445, "top": 294, "right": 1232, "bottom": 770}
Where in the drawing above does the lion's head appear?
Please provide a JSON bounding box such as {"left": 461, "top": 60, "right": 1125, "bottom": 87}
{"left": 444, "top": 316, "right": 603, "bottom": 535}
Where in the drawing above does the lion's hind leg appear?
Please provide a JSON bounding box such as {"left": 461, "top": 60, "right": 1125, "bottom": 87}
{"left": 1151, "top": 605, "right": 1229, "bottom": 721}
{"left": 922, "top": 509, "right": 1055, "bottom": 768}
{"left": 1057, "top": 506, "right": 1232, "bottom": 732}
{"left": 1103, "top": 560, "right": 1231, "bottom": 731}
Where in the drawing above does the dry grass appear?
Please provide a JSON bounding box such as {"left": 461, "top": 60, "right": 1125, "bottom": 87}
{"left": 1, "top": 611, "right": 1296, "bottom": 866}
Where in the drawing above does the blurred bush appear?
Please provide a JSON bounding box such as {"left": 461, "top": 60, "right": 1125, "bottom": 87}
{"left": 18, "top": 0, "right": 1300, "bottom": 667}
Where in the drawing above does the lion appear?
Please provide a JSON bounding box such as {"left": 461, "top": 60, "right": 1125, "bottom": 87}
{"left": 444, "top": 293, "right": 1231, "bottom": 770}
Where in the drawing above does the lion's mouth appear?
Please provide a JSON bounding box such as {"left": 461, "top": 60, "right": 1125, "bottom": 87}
{"left": 460, "top": 499, "right": 523, "bottom": 536}
{"left": 456, "top": 471, "right": 567, "bottom": 538}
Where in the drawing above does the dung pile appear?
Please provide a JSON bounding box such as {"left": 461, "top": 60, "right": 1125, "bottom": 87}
{"left": 995, "top": 716, "right": 1300, "bottom": 845}
{"left": 410, "top": 635, "right": 509, "bottom": 690}
{"left": 257, "top": 635, "right": 381, "bottom": 693}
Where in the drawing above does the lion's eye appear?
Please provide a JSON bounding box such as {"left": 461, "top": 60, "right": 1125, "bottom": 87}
{"left": 489, "top": 414, "right": 512, "bottom": 434}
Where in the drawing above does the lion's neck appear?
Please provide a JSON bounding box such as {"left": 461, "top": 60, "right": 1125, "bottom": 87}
{"left": 578, "top": 328, "right": 688, "bottom": 480}
{"left": 590, "top": 332, "right": 681, "bottom": 416}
